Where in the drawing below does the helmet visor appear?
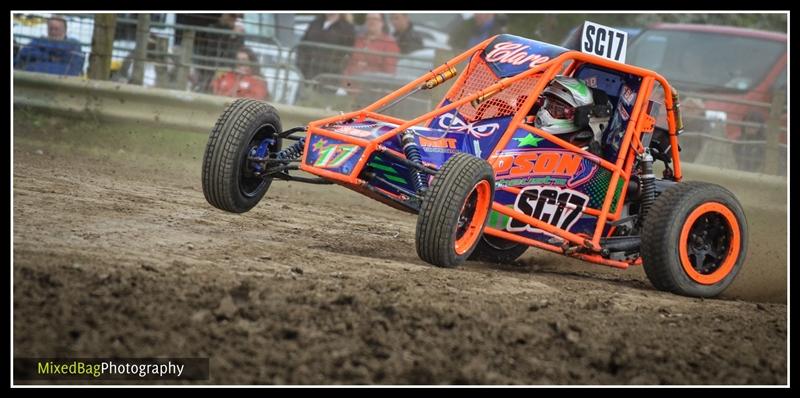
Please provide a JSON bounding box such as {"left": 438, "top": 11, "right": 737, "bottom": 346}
{"left": 543, "top": 96, "right": 575, "bottom": 120}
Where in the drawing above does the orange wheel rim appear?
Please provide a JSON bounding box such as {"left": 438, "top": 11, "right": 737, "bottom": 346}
{"left": 454, "top": 180, "right": 492, "bottom": 255}
{"left": 679, "top": 202, "right": 741, "bottom": 285}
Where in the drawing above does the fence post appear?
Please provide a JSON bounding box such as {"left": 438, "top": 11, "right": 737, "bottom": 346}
{"left": 696, "top": 116, "right": 732, "bottom": 169}
{"left": 88, "top": 14, "right": 117, "bottom": 81}
{"left": 175, "top": 29, "right": 195, "bottom": 91}
{"left": 154, "top": 36, "right": 169, "bottom": 88}
{"left": 763, "top": 89, "right": 785, "bottom": 175}
{"left": 130, "top": 14, "right": 150, "bottom": 85}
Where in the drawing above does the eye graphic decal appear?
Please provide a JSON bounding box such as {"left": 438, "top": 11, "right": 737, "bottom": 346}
{"left": 437, "top": 113, "right": 500, "bottom": 139}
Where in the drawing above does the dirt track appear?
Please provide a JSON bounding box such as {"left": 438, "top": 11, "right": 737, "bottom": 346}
{"left": 13, "top": 113, "right": 787, "bottom": 384}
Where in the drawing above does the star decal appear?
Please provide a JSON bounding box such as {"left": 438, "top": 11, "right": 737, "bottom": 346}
{"left": 312, "top": 138, "right": 328, "bottom": 152}
{"left": 513, "top": 133, "right": 543, "bottom": 148}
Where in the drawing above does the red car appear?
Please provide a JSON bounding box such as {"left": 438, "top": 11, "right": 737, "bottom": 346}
{"left": 627, "top": 23, "right": 787, "bottom": 172}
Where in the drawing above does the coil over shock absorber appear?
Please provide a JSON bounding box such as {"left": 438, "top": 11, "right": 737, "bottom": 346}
{"left": 638, "top": 150, "right": 656, "bottom": 224}
{"left": 401, "top": 130, "right": 428, "bottom": 193}
{"left": 276, "top": 138, "right": 305, "bottom": 161}
{"left": 671, "top": 89, "right": 684, "bottom": 135}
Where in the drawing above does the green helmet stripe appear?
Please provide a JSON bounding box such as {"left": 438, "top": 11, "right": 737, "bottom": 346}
{"left": 562, "top": 78, "right": 590, "bottom": 97}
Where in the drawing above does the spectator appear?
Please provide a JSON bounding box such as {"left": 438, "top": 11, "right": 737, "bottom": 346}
{"left": 295, "top": 14, "right": 356, "bottom": 80}
{"left": 389, "top": 13, "right": 424, "bottom": 54}
{"left": 47, "top": 16, "right": 69, "bottom": 41}
{"left": 449, "top": 13, "right": 508, "bottom": 51}
{"left": 14, "top": 16, "right": 84, "bottom": 76}
{"left": 343, "top": 14, "right": 401, "bottom": 76}
{"left": 211, "top": 46, "right": 270, "bottom": 101}
{"left": 193, "top": 13, "right": 245, "bottom": 93}
{"left": 116, "top": 34, "right": 176, "bottom": 88}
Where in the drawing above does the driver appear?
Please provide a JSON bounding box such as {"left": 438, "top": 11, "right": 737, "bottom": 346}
{"left": 528, "top": 76, "right": 612, "bottom": 156}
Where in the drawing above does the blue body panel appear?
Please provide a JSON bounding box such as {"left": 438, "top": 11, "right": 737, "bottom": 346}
{"left": 329, "top": 112, "right": 512, "bottom": 195}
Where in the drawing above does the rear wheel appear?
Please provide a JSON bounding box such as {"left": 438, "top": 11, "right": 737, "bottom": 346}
{"left": 641, "top": 182, "right": 747, "bottom": 297}
{"left": 202, "top": 99, "right": 282, "bottom": 213}
{"left": 416, "top": 153, "right": 495, "bottom": 268}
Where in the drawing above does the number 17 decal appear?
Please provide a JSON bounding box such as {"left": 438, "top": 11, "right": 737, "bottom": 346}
{"left": 507, "top": 186, "right": 589, "bottom": 234}
{"left": 312, "top": 139, "right": 360, "bottom": 169}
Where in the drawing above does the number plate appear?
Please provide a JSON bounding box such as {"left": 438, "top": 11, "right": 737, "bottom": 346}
{"left": 580, "top": 21, "right": 628, "bottom": 63}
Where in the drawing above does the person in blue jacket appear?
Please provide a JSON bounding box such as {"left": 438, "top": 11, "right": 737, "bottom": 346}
{"left": 15, "top": 16, "right": 85, "bottom": 76}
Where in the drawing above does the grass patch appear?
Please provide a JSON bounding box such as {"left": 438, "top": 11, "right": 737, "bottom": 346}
{"left": 14, "top": 107, "right": 209, "bottom": 162}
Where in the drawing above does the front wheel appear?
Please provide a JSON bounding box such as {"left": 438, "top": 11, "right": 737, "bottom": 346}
{"left": 416, "top": 153, "right": 495, "bottom": 268}
{"left": 641, "top": 181, "right": 747, "bottom": 298}
{"left": 202, "top": 99, "right": 282, "bottom": 213}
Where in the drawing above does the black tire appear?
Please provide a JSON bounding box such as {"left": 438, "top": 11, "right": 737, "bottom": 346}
{"left": 202, "top": 98, "right": 282, "bottom": 213}
{"left": 416, "top": 153, "right": 495, "bottom": 268}
{"left": 469, "top": 235, "right": 529, "bottom": 264}
{"left": 641, "top": 181, "right": 747, "bottom": 298}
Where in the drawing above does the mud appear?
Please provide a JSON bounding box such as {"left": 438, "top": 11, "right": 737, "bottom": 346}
{"left": 13, "top": 113, "right": 787, "bottom": 384}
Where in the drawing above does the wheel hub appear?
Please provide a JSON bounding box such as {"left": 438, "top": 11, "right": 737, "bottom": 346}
{"left": 456, "top": 190, "right": 479, "bottom": 239}
{"left": 686, "top": 212, "right": 731, "bottom": 275}
{"left": 239, "top": 125, "right": 277, "bottom": 197}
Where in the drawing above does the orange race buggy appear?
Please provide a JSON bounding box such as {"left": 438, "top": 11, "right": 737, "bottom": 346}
{"left": 202, "top": 33, "right": 747, "bottom": 298}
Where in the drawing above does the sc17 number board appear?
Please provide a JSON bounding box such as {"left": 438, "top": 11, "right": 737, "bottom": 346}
{"left": 580, "top": 21, "right": 628, "bottom": 63}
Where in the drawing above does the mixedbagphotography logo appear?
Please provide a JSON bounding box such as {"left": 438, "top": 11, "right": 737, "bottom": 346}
{"left": 14, "top": 358, "right": 209, "bottom": 381}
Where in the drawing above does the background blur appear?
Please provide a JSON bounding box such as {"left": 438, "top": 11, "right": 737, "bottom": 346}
{"left": 12, "top": 12, "right": 787, "bottom": 176}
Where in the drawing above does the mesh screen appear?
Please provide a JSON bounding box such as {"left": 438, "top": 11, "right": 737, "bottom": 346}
{"left": 447, "top": 57, "right": 540, "bottom": 122}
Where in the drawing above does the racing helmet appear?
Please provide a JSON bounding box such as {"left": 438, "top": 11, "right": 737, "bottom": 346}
{"left": 534, "top": 76, "right": 611, "bottom": 137}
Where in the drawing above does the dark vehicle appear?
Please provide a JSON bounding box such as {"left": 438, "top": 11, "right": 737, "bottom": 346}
{"left": 627, "top": 23, "right": 787, "bottom": 172}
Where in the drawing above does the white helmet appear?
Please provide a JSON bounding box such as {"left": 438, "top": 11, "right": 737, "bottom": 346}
{"left": 534, "top": 76, "right": 611, "bottom": 139}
